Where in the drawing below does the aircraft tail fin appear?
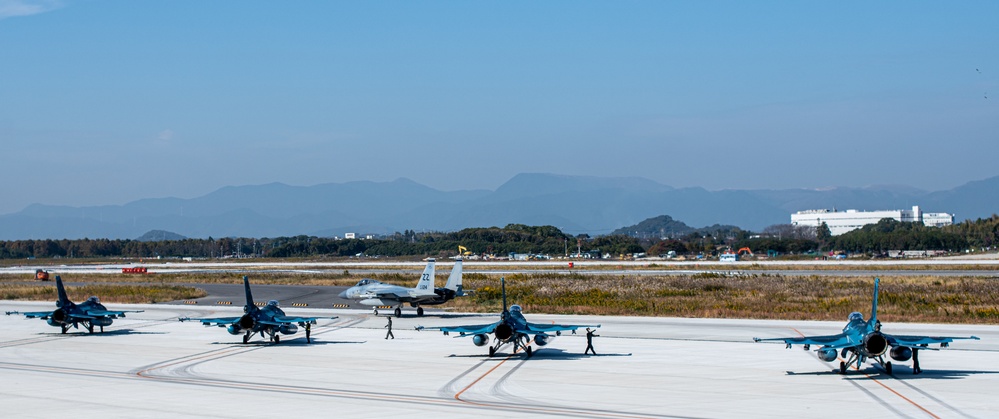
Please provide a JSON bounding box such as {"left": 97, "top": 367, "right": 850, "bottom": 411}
{"left": 415, "top": 259, "right": 436, "bottom": 295}
{"left": 501, "top": 277, "right": 507, "bottom": 312}
{"left": 444, "top": 258, "right": 463, "bottom": 295}
{"left": 870, "top": 277, "right": 880, "bottom": 327}
{"left": 243, "top": 276, "right": 255, "bottom": 309}
{"left": 55, "top": 275, "right": 70, "bottom": 306}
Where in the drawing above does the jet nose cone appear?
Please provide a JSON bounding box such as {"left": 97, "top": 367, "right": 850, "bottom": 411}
{"left": 337, "top": 289, "right": 349, "bottom": 299}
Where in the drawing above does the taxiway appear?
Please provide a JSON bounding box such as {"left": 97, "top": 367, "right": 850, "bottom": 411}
{"left": 1, "top": 301, "right": 996, "bottom": 418}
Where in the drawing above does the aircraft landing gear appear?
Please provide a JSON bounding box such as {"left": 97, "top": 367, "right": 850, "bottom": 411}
{"left": 243, "top": 333, "right": 250, "bottom": 344}
{"left": 61, "top": 325, "right": 68, "bottom": 334}
{"left": 100, "top": 326, "right": 104, "bottom": 333}
{"left": 525, "top": 345, "right": 533, "bottom": 358}
{"left": 488, "top": 346, "right": 496, "bottom": 357}
{"left": 839, "top": 361, "right": 847, "bottom": 374}
{"left": 86, "top": 323, "right": 94, "bottom": 334}
{"left": 394, "top": 307, "right": 402, "bottom": 318}
{"left": 273, "top": 334, "right": 280, "bottom": 344}
{"left": 885, "top": 361, "right": 892, "bottom": 375}
{"left": 373, "top": 309, "right": 378, "bottom": 315}
{"left": 417, "top": 307, "right": 424, "bottom": 316}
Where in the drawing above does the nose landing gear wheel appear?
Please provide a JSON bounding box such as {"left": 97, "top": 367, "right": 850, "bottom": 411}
{"left": 839, "top": 361, "right": 847, "bottom": 374}
{"left": 885, "top": 361, "right": 892, "bottom": 375}
{"left": 394, "top": 307, "right": 402, "bottom": 317}
{"left": 417, "top": 307, "right": 424, "bottom": 316}
{"left": 243, "top": 334, "right": 250, "bottom": 344}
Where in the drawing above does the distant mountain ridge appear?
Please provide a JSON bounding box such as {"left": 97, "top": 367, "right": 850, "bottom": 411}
{"left": 1, "top": 173, "right": 996, "bottom": 240}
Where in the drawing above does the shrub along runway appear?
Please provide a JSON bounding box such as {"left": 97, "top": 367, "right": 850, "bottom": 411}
{"left": 1, "top": 301, "right": 996, "bottom": 418}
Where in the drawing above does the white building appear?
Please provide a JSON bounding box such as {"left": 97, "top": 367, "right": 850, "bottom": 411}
{"left": 791, "top": 206, "right": 954, "bottom": 236}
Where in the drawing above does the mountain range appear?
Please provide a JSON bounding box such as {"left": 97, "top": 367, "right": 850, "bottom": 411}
{"left": 2, "top": 173, "right": 997, "bottom": 240}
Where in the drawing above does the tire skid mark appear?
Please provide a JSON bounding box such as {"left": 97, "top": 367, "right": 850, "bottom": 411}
{"left": 890, "top": 378, "right": 978, "bottom": 419}
{"left": 0, "top": 319, "right": 173, "bottom": 348}
{"left": 450, "top": 349, "right": 689, "bottom": 419}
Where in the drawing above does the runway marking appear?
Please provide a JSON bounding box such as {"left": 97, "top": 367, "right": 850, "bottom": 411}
{"left": 789, "top": 327, "right": 943, "bottom": 418}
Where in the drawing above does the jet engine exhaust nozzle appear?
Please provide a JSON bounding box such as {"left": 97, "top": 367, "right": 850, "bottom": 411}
{"left": 238, "top": 314, "right": 256, "bottom": 330}
{"left": 494, "top": 323, "right": 513, "bottom": 341}
{"left": 864, "top": 332, "right": 889, "bottom": 356}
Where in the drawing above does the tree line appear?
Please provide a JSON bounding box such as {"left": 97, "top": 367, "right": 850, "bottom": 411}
{"left": 2, "top": 216, "right": 997, "bottom": 260}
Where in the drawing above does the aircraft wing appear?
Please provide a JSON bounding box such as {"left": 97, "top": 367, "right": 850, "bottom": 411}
{"left": 22, "top": 311, "right": 54, "bottom": 319}
{"left": 185, "top": 317, "right": 241, "bottom": 326}
{"left": 887, "top": 334, "right": 980, "bottom": 347}
{"left": 754, "top": 333, "right": 855, "bottom": 348}
{"left": 85, "top": 309, "right": 143, "bottom": 318}
{"left": 426, "top": 321, "right": 501, "bottom": 336}
{"left": 269, "top": 315, "right": 337, "bottom": 325}
{"left": 525, "top": 322, "right": 600, "bottom": 334}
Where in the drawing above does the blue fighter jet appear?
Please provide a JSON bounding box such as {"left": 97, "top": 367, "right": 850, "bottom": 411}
{"left": 181, "top": 276, "right": 335, "bottom": 344}
{"left": 21, "top": 275, "right": 142, "bottom": 334}
{"left": 754, "top": 278, "right": 979, "bottom": 375}
{"left": 420, "top": 277, "right": 599, "bottom": 358}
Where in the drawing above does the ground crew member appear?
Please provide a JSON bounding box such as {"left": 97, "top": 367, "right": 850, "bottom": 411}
{"left": 385, "top": 317, "right": 394, "bottom": 339}
{"left": 584, "top": 327, "right": 598, "bottom": 355}
{"left": 305, "top": 322, "right": 312, "bottom": 343}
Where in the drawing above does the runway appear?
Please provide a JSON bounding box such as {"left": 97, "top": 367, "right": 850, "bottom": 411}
{"left": 2, "top": 301, "right": 997, "bottom": 418}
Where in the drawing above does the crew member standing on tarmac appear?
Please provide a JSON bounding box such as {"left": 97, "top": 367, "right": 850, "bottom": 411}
{"left": 584, "top": 327, "right": 599, "bottom": 355}
{"left": 385, "top": 316, "right": 394, "bottom": 339}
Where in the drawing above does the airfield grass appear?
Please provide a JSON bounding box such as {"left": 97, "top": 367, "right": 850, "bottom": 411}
{"left": 1, "top": 272, "right": 997, "bottom": 324}
{"left": 0, "top": 283, "right": 207, "bottom": 304}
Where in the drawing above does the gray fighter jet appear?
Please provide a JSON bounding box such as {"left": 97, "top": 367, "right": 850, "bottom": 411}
{"left": 338, "top": 258, "right": 467, "bottom": 317}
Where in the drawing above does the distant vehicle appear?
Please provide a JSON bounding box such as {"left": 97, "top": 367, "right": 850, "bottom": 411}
{"left": 338, "top": 258, "right": 467, "bottom": 317}
{"left": 35, "top": 269, "right": 50, "bottom": 281}
{"left": 21, "top": 275, "right": 142, "bottom": 334}
{"left": 418, "top": 277, "right": 600, "bottom": 358}
{"left": 181, "top": 276, "right": 335, "bottom": 344}
{"left": 754, "top": 278, "right": 979, "bottom": 375}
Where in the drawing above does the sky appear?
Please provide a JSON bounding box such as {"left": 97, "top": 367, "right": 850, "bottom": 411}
{"left": 1, "top": 1, "right": 997, "bottom": 215}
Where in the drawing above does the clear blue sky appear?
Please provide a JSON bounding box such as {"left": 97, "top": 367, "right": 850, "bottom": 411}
{"left": 2, "top": 1, "right": 997, "bottom": 215}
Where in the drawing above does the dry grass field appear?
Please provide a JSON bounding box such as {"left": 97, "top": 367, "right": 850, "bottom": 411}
{"left": 2, "top": 271, "right": 996, "bottom": 324}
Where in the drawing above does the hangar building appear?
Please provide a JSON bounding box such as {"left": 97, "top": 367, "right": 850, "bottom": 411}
{"left": 790, "top": 206, "right": 954, "bottom": 236}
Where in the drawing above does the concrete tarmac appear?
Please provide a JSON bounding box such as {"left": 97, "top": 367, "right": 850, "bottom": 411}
{"left": 2, "top": 301, "right": 997, "bottom": 418}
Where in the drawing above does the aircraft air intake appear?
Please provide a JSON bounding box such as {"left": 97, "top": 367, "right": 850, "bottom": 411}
{"left": 494, "top": 323, "right": 513, "bottom": 341}
{"left": 863, "top": 332, "right": 889, "bottom": 356}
